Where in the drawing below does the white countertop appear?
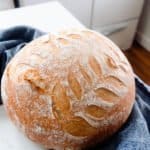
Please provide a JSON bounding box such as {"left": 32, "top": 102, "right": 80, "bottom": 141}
{"left": 0, "top": 107, "right": 45, "bottom": 150}
{"left": 0, "top": 1, "right": 84, "bottom": 32}
{"left": 0, "top": 1, "right": 84, "bottom": 150}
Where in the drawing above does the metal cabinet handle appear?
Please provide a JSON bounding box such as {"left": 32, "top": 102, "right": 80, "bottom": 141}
{"left": 100, "top": 22, "right": 128, "bottom": 36}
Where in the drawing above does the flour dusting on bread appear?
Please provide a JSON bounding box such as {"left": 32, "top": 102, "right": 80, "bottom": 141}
{"left": 1, "top": 28, "right": 135, "bottom": 150}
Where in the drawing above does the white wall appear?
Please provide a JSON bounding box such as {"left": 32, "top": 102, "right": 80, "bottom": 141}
{"left": 136, "top": 0, "right": 150, "bottom": 51}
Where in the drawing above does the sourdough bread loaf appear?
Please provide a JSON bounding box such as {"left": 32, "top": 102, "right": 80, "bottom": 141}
{"left": 1, "top": 29, "right": 135, "bottom": 150}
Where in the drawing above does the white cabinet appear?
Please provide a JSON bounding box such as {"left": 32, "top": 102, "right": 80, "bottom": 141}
{"left": 18, "top": 0, "right": 144, "bottom": 49}
{"left": 92, "top": 0, "right": 144, "bottom": 49}
{"left": 0, "top": 0, "right": 14, "bottom": 10}
{"left": 92, "top": 0, "right": 144, "bottom": 27}
{"left": 95, "top": 19, "right": 139, "bottom": 49}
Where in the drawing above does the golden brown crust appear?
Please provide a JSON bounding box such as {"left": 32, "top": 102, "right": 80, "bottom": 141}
{"left": 1, "top": 29, "right": 135, "bottom": 150}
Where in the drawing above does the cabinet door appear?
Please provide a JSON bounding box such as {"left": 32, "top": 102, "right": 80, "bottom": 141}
{"left": 92, "top": 0, "right": 144, "bottom": 27}
{"left": 59, "top": 0, "right": 92, "bottom": 27}
{"left": 94, "top": 19, "right": 138, "bottom": 50}
{"left": 0, "top": 0, "right": 14, "bottom": 10}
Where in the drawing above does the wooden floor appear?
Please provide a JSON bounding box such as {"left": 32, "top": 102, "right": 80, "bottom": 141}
{"left": 123, "top": 42, "right": 150, "bottom": 85}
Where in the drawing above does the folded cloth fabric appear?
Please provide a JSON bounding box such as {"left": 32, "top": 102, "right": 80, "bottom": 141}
{"left": 0, "top": 26, "right": 44, "bottom": 105}
{"left": 0, "top": 26, "right": 150, "bottom": 150}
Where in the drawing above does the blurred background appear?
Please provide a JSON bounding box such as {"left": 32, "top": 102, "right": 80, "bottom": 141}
{"left": 0, "top": 0, "right": 149, "bottom": 84}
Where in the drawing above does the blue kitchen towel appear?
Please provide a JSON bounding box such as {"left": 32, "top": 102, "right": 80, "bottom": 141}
{"left": 0, "top": 26, "right": 150, "bottom": 150}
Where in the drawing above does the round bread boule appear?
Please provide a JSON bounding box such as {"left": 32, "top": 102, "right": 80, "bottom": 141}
{"left": 1, "top": 29, "right": 135, "bottom": 150}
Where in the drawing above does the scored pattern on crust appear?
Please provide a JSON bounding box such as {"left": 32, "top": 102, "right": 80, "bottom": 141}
{"left": 3, "top": 29, "right": 133, "bottom": 146}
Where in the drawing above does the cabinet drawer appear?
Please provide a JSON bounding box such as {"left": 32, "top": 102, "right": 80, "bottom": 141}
{"left": 92, "top": 0, "right": 144, "bottom": 27}
{"left": 93, "top": 19, "right": 138, "bottom": 50}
